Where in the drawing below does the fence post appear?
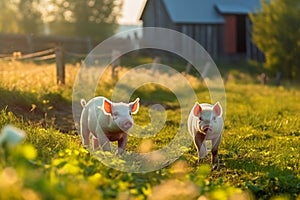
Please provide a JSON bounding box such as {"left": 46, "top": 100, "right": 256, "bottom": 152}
{"left": 111, "top": 50, "right": 121, "bottom": 78}
{"left": 55, "top": 44, "right": 65, "bottom": 85}
{"left": 185, "top": 63, "right": 191, "bottom": 74}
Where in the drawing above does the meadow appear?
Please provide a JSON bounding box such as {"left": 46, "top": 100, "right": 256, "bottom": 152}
{"left": 0, "top": 60, "right": 299, "bottom": 200}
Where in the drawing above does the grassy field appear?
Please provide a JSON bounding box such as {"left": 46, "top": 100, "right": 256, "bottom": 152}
{"left": 0, "top": 60, "right": 299, "bottom": 200}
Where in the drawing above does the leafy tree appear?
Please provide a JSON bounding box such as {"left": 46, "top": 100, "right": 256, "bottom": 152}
{"left": 17, "top": 0, "right": 44, "bottom": 34}
{"left": 0, "top": 0, "right": 122, "bottom": 40}
{"left": 0, "top": 1, "right": 21, "bottom": 33}
{"left": 48, "top": 0, "right": 122, "bottom": 40}
{"left": 0, "top": 0, "right": 44, "bottom": 35}
{"left": 250, "top": 0, "right": 300, "bottom": 80}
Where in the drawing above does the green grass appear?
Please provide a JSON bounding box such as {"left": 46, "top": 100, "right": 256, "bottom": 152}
{"left": 0, "top": 61, "right": 299, "bottom": 199}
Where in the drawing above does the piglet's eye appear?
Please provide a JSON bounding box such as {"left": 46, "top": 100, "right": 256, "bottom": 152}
{"left": 199, "top": 117, "right": 203, "bottom": 121}
{"left": 113, "top": 112, "right": 119, "bottom": 116}
{"left": 129, "top": 111, "right": 132, "bottom": 116}
{"left": 212, "top": 116, "right": 216, "bottom": 120}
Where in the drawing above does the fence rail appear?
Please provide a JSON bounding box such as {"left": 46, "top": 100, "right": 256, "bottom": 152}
{"left": 0, "top": 46, "right": 119, "bottom": 85}
{"left": 17, "top": 48, "right": 55, "bottom": 60}
{"left": 0, "top": 48, "right": 56, "bottom": 61}
{"left": 0, "top": 33, "right": 134, "bottom": 85}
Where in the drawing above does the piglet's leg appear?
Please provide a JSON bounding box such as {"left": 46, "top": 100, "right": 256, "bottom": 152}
{"left": 92, "top": 137, "right": 99, "bottom": 150}
{"left": 200, "top": 141, "right": 208, "bottom": 158}
{"left": 117, "top": 134, "right": 128, "bottom": 155}
{"left": 211, "top": 135, "right": 222, "bottom": 170}
{"left": 194, "top": 131, "right": 207, "bottom": 161}
{"left": 80, "top": 108, "right": 90, "bottom": 148}
{"left": 80, "top": 126, "right": 90, "bottom": 148}
{"left": 95, "top": 126, "right": 111, "bottom": 152}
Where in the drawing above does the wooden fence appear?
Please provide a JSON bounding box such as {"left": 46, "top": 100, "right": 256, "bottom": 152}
{"left": 0, "top": 33, "right": 134, "bottom": 54}
{"left": 0, "top": 34, "right": 89, "bottom": 55}
{"left": 1, "top": 46, "right": 68, "bottom": 85}
{"left": 0, "top": 33, "right": 133, "bottom": 85}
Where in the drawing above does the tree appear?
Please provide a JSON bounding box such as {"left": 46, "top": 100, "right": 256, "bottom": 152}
{"left": 17, "top": 0, "right": 44, "bottom": 34}
{"left": 48, "top": 0, "right": 122, "bottom": 40}
{"left": 0, "top": 0, "right": 45, "bottom": 35}
{"left": 250, "top": 0, "right": 300, "bottom": 80}
{"left": 0, "top": 1, "right": 21, "bottom": 33}
{"left": 0, "top": 0, "right": 122, "bottom": 40}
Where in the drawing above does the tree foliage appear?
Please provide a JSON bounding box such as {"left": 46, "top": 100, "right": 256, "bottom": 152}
{"left": 0, "top": 2, "right": 19, "bottom": 33}
{"left": 48, "top": 0, "right": 122, "bottom": 40}
{"left": 0, "top": 0, "right": 44, "bottom": 35}
{"left": 18, "top": 0, "right": 44, "bottom": 34}
{"left": 0, "top": 0, "right": 122, "bottom": 41}
{"left": 250, "top": 0, "right": 300, "bottom": 79}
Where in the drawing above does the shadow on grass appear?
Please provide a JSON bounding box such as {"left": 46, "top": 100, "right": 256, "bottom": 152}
{"left": 224, "top": 157, "right": 300, "bottom": 199}
{"left": 0, "top": 87, "right": 75, "bottom": 133}
{"left": 111, "top": 82, "right": 181, "bottom": 109}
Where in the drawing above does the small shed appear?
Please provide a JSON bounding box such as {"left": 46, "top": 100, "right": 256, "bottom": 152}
{"left": 139, "top": 0, "right": 264, "bottom": 61}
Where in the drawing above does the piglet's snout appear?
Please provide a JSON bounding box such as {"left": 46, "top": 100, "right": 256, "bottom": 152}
{"left": 201, "top": 124, "right": 212, "bottom": 133}
{"left": 121, "top": 120, "right": 133, "bottom": 131}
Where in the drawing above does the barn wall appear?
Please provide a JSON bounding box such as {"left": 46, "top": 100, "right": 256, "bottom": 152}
{"left": 141, "top": 0, "right": 176, "bottom": 29}
{"left": 140, "top": 0, "right": 264, "bottom": 62}
{"left": 141, "top": 0, "right": 181, "bottom": 53}
{"left": 179, "top": 24, "right": 224, "bottom": 59}
{"left": 246, "top": 17, "right": 265, "bottom": 62}
{"left": 224, "top": 15, "right": 237, "bottom": 54}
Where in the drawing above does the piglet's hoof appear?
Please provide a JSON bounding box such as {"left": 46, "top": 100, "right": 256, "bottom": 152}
{"left": 117, "top": 148, "right": 125, "bottom": 155}
{"left": 212, "top": 162, "right": 219, "bottom": 171}
{"left": 197, "top": 158, "right": 207, "bottom": 164}
{"left": 212, "top": 158, "right": 219, "bottom": 170}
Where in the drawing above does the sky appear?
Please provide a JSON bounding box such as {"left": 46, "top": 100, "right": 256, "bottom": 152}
{"left": 118, "top": 0, "right": 147, "bottom": 25}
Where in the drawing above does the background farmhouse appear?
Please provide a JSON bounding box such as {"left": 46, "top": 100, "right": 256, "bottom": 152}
{"left": 140, "top": 0, "right": 265, "bottom": 62}
{"left": 0, "top": 0, "right": 265, "bottom": 63}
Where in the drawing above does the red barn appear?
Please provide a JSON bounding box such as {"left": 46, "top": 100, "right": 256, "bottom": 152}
{"left": 140, "top": 0, "right": 264, "bottom": 62}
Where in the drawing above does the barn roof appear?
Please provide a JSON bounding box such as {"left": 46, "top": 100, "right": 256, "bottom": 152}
{"left": 162, "top": 0, "right": 225, "bottom": 24}
{"left": 140, "top": 0, "right": 262, "bottom": 24}
{"left": 215, "top": 0, "right": 262, "bottom": 14}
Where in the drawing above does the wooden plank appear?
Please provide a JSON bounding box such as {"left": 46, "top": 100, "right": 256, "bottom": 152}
{"left": 207, "top": 25, "right": 212, "bottom": 54}
{"left": 224, "top": 15, "right": 237, "bottom": 54}
{"left": 55, "top": 45, "right": 65, "bottom": 85}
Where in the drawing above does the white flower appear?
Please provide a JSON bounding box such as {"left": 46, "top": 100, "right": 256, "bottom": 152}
{"left": 0, "top": 125, "right": 26, "bottom": 146}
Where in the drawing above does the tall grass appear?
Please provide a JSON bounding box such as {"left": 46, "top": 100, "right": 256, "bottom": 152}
{"left": 0, "top": 60, "right": 299, "bottom": 199}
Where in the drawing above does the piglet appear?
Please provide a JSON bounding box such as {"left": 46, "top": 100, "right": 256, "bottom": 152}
{"left": 187, "top": 102, "right": 224, "bottom": 170}
{"left": 80, "top": 96, "right": 140, "bottom": 154}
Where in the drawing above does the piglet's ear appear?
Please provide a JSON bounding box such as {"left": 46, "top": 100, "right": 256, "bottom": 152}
{"left": 130, "top": 98, "right": 140, "bottom": 114}
{"left": 103, "top": 99, "right": 112, "bottom": 115}
{"left": 193, "top": 103, "right": 202, "bottom": 117}
{"left": 213, "top": 102, "right": 223, "bottom": 117}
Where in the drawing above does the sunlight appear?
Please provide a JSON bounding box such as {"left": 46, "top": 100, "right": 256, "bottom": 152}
{"left": 38, "top": 0, "right": 58, "bottom": 23}
{"left": 118, "top": 0, "right": 146, "bottom": 24}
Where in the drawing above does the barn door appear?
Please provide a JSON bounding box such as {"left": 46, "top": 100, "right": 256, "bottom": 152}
{"left": 236, "top": 15, "right": 246, "bottom": 53}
